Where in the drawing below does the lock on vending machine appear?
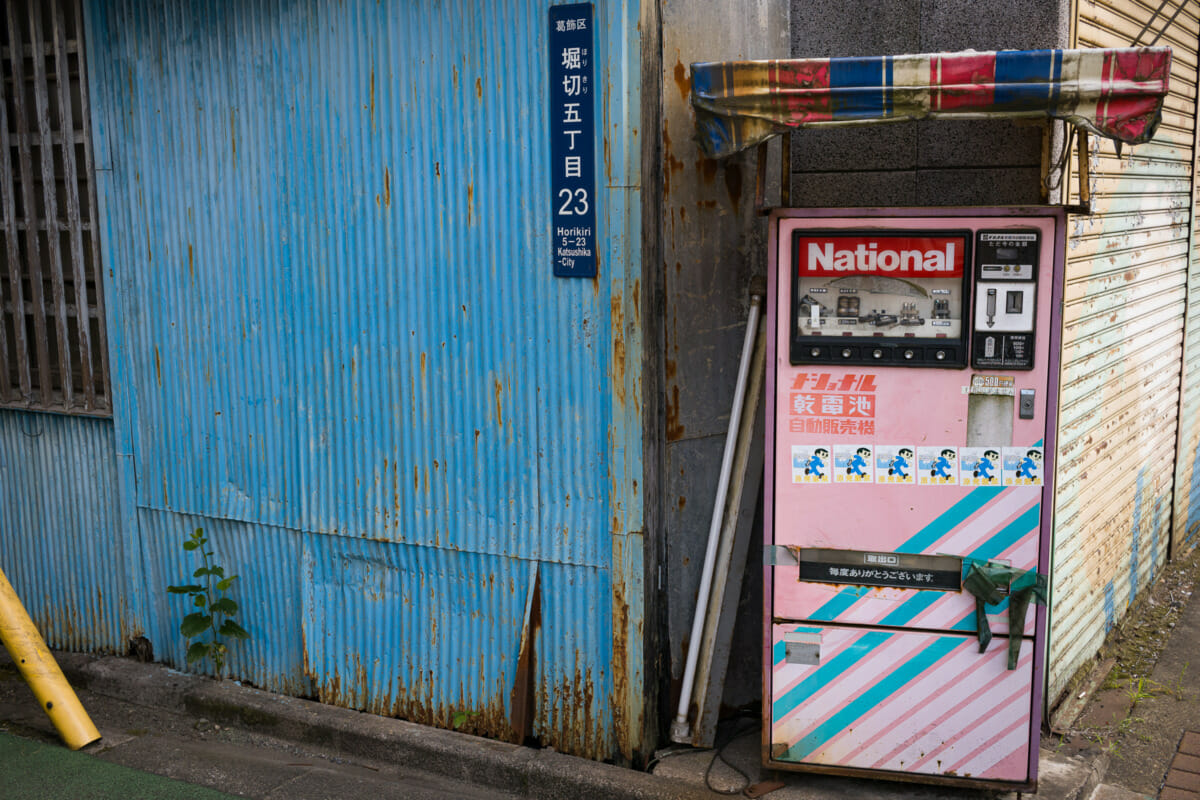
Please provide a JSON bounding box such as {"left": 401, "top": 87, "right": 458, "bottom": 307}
{"left": 765, "top": 209, "right": 1063, "bottom": 791}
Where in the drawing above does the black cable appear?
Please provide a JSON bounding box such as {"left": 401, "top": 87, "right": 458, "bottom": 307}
{"left": 703, "top": 714, "right": 760, "bottom": 795}
{"left": 1043, "top": 125, "right": 1076, "bottom": 193}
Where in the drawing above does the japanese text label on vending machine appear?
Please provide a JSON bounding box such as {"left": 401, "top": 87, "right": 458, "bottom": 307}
{"left": 790, "top": 230, "right": 972, "bottom": 368}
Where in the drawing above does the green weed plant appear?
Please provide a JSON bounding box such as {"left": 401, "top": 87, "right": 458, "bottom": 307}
{"left": 167, "top": 527, "right": 250, "bottom": 675}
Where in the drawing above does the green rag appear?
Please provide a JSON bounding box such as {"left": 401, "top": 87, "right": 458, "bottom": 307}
{"left": 961, "top": 560, "right": 1048, "bottom": 669}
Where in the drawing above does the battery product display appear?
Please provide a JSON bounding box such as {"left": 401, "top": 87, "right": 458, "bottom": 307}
{"left": 790, "top": 231, "right": 971, "bottom": 367}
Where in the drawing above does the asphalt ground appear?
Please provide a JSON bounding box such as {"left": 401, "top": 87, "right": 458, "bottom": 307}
{"left": 0, "top": 543, "right": 1196, "bottom": 800}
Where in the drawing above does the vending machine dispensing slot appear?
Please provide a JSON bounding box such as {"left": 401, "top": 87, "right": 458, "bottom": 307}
{"left": 766, "top": 209, "right": 1061, "bottom": 791}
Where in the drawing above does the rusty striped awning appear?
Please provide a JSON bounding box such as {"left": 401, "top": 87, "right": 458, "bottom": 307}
{"left": 691, "top": 48, "right": 1172, "bottom": 159}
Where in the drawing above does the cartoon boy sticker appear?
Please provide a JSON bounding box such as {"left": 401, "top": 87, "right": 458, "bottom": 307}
{"left": 974, "top": 449, "right": 999, "bottom": 481}
{"left": 1017, "top": 449, "right": 1041, "bottom": 481}
{"left": 889, "top": 447, "right": 913, "bottom": 480}
{"left": 847, "top": 446, "right": 871, "bottom": 478}
{"left": 931, "top": 448, "right": 956, "bottom": 480}
{"left": 806, "top": 447, "right": 829, "bottom": 479}
{"left": 1003, "top": 446, "right": 1044, "bottom": 485}
{"left": 917, "top": 446, "right": 957, "bottom": 485}
{"left": 833, "top": 445, "right": 873, "bottom": 484}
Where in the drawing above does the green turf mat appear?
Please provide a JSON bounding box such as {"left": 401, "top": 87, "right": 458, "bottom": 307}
{"left": 0, "top": 731, "right": 238, "bottom": 800}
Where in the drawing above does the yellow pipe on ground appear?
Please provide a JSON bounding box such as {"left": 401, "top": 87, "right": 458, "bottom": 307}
{"left": 0, "top": 566, "right": 101, "bottom": 750}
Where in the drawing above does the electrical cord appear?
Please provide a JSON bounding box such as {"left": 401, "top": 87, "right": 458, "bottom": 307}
{"left": 703, "top": 713, "right": 760, "bottom": 795}
{"left": 644, "top": 712, "right": 762, "bottom": 796}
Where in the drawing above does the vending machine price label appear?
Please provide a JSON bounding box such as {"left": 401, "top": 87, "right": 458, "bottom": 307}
{"left": 549, "top": 3, "right": 597, "bottom": 278}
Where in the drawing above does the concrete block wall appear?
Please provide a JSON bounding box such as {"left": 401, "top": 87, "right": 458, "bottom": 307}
{"left": 788, "top": 0, "right": 1070, "bottom": 206}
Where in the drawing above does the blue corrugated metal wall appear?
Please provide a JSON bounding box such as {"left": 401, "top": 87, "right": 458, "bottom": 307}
{"left": 0, "top": 411, "right": 133, "bottom": 652}
{"left": 80, "top": 0, "right": 645, "bottom": 760}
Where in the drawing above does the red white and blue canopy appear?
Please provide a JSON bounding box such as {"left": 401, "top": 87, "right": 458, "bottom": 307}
{"left": 691, "top": 48, "right": 1172, "bottom": 159}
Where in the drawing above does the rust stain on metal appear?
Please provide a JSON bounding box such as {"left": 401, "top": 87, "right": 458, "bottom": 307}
{"left": 493, "top": 378, "right": 504, "bottom": 426}
{"left": 154, "top": 346, "right": 162, "bottom": 386}
{"left": 673, "top": 58, "right": 690, "bottom": 101}
{"left": 612, "top": 294, "right": 626, "bottom": 406}
{"left": 229, "top": 109, "right": 237, "bottom": 162}
{"left": 604, "top": 135, "right": 611, "bottom": 185}
{"left": 475, "top": 77, "right": 483, "bottom": 99}
{"left": 466, "top": 182, "right": 473, "bottom": 227}
{"left": 383, "top": 168, "right": 391, "bottom": 207}
{"left": 188, "top": 243, "right": 194, "bottom": 283}
{"left": 666, "top": 384, "right": 684, "bottom": 440}
{"left": 369, "top": 67, "right": 376, "bottom": 132}
{"left": 699, "top": 158, "right": 718, "bottom": 185}
{"left": 662, "top": 123, "right": 684, "bottom": 197}
{"left": 610, "top": 536, "right": 631, "bottom": 758}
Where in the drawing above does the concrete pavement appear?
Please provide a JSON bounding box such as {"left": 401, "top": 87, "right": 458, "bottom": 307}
{"left": 0, "top": 647, "right": 1108, "bottom": 800}
{"left": 0, "top": 544, "right": 1196, "bottom": 799}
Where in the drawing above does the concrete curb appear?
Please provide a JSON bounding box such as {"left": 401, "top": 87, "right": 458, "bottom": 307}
{"left": 47, "top": 653, "right": 721, "bottom": 800}
{"left": 1032, "top": 746, "right": 1109, "bottom": 800}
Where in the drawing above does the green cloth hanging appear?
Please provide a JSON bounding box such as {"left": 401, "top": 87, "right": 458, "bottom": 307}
{"left": 961, "top": 559, "right": 1048, "bottom": 670}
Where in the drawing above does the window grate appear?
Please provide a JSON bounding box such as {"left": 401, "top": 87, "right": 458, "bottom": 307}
{"left": 1, "top": 0, "right": 109, "bottom": 416}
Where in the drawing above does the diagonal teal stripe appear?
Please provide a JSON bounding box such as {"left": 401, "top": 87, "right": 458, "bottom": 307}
{"left": 878, "top": 591, "right": 940, "bottom": 627}
{"left": 877, "top": 501, "right": 1040, "bottom": 627}
{"left": 779, "top": 636, "right": 962, "bottom": 762}
{"left": 773, "top": 631, "right": 893, "bottom": 722}
{"left": 805, "top": 586, "right": 872, "bottom": 622}
{"left": 899, "top": 486, "right": 1006, "bottom": 552}
{"left": 969, "top": 504, "right": 1041, "bottom": 561}
{"left": 806, "top": 487, "right": 1004, "bottom": 622}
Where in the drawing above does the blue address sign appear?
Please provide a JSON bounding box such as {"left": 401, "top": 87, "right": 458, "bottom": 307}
{"left": 549, "top": 3, "right": 597, "bottom": 278}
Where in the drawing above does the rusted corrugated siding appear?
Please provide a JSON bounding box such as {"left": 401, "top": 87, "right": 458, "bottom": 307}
{"left": 0, "top": 410, "right": 132, "bottom": 651}
{"left": 81, "top": 0, "right": 645, "bottom": 761}
{"left": 1050, "top": 0, "right": 1199, "bottom": 703}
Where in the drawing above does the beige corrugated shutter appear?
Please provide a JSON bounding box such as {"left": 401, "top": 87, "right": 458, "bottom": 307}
{"left": 1173, "top": 7, "right": 1200, "bottom": 559}
{"left": 1050, "top": 0, "right": 1200, "bottom": 704}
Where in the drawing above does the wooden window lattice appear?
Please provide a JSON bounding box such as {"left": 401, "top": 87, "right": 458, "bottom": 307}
{"left": 0, "top": 0, "right": 109, "bottom": 416}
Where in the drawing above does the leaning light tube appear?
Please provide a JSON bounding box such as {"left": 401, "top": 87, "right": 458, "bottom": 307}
{"left": 670, "top": 291, "right": 763, "bottom": 743}
{"left": 0, "top": 566, "right": 101, "bottom": 749}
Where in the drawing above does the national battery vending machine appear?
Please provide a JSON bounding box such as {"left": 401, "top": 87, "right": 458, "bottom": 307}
{"left": 765, "top": 207, "right": 1064, "bottom": 790}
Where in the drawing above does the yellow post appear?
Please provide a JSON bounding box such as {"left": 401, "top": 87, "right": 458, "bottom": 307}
{"left": 0, "top": 566, "right": 101, "bottom": 750}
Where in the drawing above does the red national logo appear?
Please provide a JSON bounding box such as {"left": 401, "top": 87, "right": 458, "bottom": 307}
{"left": 798, "top": 234, "right": 965, "bottom": 277}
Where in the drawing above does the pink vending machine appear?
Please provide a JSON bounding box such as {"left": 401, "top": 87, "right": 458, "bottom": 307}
{"left": 765, "top": 207, "right": 1064, "bottom": 790}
